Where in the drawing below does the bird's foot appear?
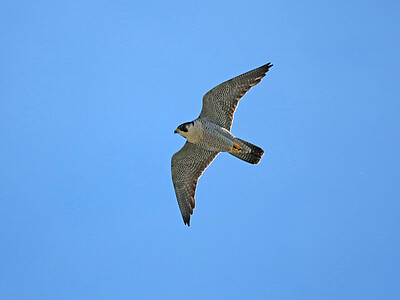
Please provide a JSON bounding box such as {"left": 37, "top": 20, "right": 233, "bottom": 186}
{"left": 232, "top": 142, "right": 242, "bottom": 153}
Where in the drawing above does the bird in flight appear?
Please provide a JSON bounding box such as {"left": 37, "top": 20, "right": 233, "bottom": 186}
{"left": 171, "top": 63, "right": 273, "bottom": 226}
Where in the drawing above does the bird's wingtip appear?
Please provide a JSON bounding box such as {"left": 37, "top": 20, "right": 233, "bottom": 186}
{"left": 264, "top": 62, "right": 273, "bottom": 69}
{"left": 183, "top": 216, "right": 191, "bottom": 227}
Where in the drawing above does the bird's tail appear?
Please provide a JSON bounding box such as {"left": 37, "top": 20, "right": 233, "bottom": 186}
{"left": 229, "top": 138, "right": 264, "bottom": 164}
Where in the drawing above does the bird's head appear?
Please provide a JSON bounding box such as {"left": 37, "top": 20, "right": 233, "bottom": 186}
{"left": 174, "top": 121, "right": 194, "bottom": 138}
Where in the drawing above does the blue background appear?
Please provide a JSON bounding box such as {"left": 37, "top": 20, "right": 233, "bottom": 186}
{"left": 1, "top": 1, "right": 399, "bottom": 299}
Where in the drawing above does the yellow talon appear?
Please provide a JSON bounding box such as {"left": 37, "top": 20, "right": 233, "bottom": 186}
{"left": 232, "top": 142, "right": 242, "bottom": 152}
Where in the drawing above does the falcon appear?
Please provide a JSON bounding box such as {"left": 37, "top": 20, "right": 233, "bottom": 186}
{"left": 171, "top": 63, "right": 273, "bottom": 226}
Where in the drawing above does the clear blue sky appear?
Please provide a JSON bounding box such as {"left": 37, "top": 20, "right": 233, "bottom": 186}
{"left": 1, "top": 1, "right": 399, "bottom": 299}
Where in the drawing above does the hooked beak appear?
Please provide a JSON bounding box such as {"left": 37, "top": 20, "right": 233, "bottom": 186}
{"left": 174, "top": 129, "right": 180, "bottom": 134}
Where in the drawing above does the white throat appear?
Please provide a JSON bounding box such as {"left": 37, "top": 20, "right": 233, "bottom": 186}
{"left": 181, "top": 122, "right": 202, "bottom": 143}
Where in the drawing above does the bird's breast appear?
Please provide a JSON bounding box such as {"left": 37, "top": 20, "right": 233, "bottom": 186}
{"left": 185, "top": 126, "right": 202, "bottom": 144}
{"left": 198, "top": 128, "right": 234, "bottom": 152}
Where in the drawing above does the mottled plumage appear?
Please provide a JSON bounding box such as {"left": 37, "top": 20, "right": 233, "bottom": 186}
{"left": 171, "top": 143, "right": 218, "bottom": 225}
{"left": 172, "top": 63, "right": 273, "bottom": 226}
{"left": 200, "top": 63, "right": 273, "bottom": 130}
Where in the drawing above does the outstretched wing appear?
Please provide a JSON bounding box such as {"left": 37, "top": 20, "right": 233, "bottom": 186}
{"left": 199, "top": 63, "right": 273, "bottom": 130}
{"left": 171, "top": 142, "right": 219, "bottom": 226}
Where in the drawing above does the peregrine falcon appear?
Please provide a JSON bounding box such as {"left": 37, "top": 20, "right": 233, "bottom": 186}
{"left": 171, "top": 63, "right": 273, "bottom": 226}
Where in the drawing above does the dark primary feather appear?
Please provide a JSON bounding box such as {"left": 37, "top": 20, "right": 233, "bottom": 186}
{"left": 171, "top": 142, "right": 219, "bottom": 226}
{"left": 199, "top": 63, "right": 273, "bottom": 130}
